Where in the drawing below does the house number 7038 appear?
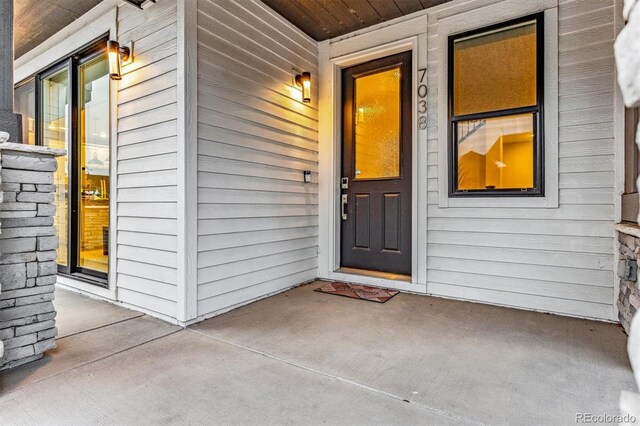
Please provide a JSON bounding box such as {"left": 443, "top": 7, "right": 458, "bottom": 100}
{"left": 417, "top": 68, "right": 427, "bottom": 130}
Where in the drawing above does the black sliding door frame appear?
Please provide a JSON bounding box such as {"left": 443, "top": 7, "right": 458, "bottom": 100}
{"left": 35, "top": 36, "right": 109, "bottom": 284}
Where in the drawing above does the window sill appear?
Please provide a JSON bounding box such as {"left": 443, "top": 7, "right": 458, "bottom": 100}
{"left": 439, "top": 195, "right": 559, "bottom": 209}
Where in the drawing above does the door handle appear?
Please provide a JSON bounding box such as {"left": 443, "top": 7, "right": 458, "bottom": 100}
{"left": 341, "top": 194, "right": 348, "bottom": 220}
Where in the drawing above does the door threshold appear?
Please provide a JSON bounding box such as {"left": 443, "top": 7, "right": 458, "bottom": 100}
{"left": 336, "top": 267, "right": 411, "bottom": 282}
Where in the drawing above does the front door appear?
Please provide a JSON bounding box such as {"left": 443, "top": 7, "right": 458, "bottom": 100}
{"left": 340, "top": 52, "right": 412, "bottom": 275}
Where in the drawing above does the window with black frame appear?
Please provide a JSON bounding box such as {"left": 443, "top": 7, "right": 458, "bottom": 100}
{"left": 449, "top": 13, "right": 544, "bottom": 196}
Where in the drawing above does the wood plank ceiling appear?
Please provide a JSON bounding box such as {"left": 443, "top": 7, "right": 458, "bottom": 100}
{"left": 13, "top": 0, "right": 103, "bottom": 58}
{"left": 12, "top": 0, "right": 149, "bottom": 59}
{"left": 13, "top": 0, "right": 453, "bottom": 59}
{"left": 261, "top": 0, "right": 451, "bottom": 41}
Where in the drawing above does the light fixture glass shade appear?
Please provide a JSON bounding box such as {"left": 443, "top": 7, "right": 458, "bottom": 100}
{"left": 296, "top": 72, "right": 311, "bottom": 103}
{"left": 107, "top": 40, "right": 122, "bottom": 80}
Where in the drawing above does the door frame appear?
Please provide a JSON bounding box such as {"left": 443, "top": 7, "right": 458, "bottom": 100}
{"left": 318, "top": 36, "right": 428, "bottom": 294}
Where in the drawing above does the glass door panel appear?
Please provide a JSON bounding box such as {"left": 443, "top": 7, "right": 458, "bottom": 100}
{"left": 41, "top": 68, "right": 69, "bottom": 267}
{"left": 78, "top": 54, "right": 110, "bottom": 274}
{"left": 353, "top": 67, "right": 401, "bottom": 180}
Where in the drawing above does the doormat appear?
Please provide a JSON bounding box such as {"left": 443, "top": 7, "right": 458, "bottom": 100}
{"left": 314, "top": 282, "right": 399, "bottom": 303}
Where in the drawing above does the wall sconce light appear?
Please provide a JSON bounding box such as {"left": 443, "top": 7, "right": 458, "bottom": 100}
{"left": 107, "top": 40, "right": 133, "bottom": 80}
{"left": 295, "top": 72, "right": 311, "bottom": 103}
{"left": 124, "top": 0, "right": 156, "bottom": 9}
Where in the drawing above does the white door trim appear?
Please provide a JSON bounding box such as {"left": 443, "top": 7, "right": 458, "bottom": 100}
{"left": 318, "top": 35, "right": 428, "bottom": 294}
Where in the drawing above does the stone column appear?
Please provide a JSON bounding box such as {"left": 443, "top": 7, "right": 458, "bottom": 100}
{"left": 0, "top": 135, "right": 65, "bottom": 369}
{"left": 0, "top": 1, "right": 22, "bottom": 143}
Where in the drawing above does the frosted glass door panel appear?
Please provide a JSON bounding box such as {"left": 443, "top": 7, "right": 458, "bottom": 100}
{"left": 353, "top": 67, "right": 401, "bottom": 180}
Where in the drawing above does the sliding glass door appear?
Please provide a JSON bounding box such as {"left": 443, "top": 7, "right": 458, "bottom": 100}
{"left": 30, "top": 38, "right": 110, "bottom": 283}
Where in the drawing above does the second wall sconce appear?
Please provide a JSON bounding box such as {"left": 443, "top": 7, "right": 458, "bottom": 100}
{"left": 107, "top": 40, "right": 133, "bottom": 80}
{"left": 295, "top": 72, "right": 311, "bottom": 103}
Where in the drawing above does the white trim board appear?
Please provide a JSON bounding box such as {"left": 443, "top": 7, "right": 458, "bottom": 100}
{"left": 108, "top": 11, "right": 119, "bottom": 303}
{"left": 176, "top": 0, "right": 198, "bottom": 323}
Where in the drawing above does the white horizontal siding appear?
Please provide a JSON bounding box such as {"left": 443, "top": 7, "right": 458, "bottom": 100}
{"left": 115, "top": 0, "right": 179, "bottom": 319}
{"left": 425, "top": 0, "right": 617, "bottom": 320}
{"left": 196, "top": 0, "right": 319, "bottom": 317}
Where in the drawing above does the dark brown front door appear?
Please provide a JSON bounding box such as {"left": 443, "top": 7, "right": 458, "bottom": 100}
{"left": 340, "top": 51, "right": 412, "bottom": 275}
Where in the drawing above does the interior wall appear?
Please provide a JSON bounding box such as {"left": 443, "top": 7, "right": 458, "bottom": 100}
{"left": 195, "top": 0, "right": 319, "bottom": 318}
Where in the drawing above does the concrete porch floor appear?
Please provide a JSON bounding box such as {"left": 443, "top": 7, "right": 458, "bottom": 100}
{"left": 0, "top": 282, "right": 636, "bottom": 425}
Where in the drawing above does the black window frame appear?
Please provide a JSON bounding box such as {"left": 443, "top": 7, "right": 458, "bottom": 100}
{"left": 15, "top": 34, "right": 110, "bottom": 286}
{"left": 448, "top": 13, "right": 545, "bottom": 197}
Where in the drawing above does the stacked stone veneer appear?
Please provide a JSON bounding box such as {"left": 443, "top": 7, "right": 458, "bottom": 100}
{"left": 617, "top": 225, "right": 640, "bottom": 333}
{"left": 0, "top": 138, "right": 66, "bottom": 369}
